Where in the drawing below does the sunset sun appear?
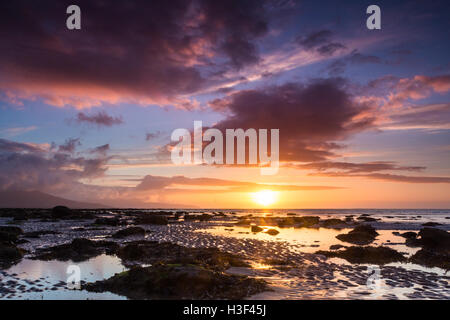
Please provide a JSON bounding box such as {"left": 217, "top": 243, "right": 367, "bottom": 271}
{"left": 252, "top": 190, "right": 278, "bottom": 207}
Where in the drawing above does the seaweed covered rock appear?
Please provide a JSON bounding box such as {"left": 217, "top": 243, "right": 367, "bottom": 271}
{"left": 409, "top": 228, "right": 450, "bottom": 269}
{"left": 0, "top": 226, "right": 25, "bottom": 269}
{"left": 410, "top": 249, "right": 450, "bottom": 270}
{"left": 265, "top": 228, "right": 279, "bottom": 236}
{"left": 32, "top": 238, "right": 119, "bottom": 262}
{"left": 0, "top": 226, "right": 23, "bottom": 243}
{"left": 112, "top": 227, "right": 146, "bottom": 238}
{"left": 336, "top": 225, "right": 379, "bottom": 245}
{"left": 294, "top": 216, "right": 320, "bottom": 227}
{"left": 251, "top": 226, "right": 263, "bottom": 233}
{"left": 0, "top": 243, "right": 25, "bottom": 269}
{"left": 416, "top": 228, "right": 450, "bottom": 252}
{"left": 94, "top": 217, "right": 121, "bottom": 226}
{"left": 117, "top": 241, "right": 249, "bottom": 271}
{"left": 51, "top": 206, "right": 72, "bottom": 218}
{"left": 12, "top": 209, "right": 29, "bottom": 221}
{"left": 184, "top": 213, "right": 213, "bottom": 222}
{"left": 320, "top": 218, "right": 347, "bottom": 228}
{"left": 316, "top": 246, "right": 406, "bottom": 264}
{"left": 51, "top": 206, "right": 95, "bottom": 220}
{"left": 135, "top": 215, "right": 168, "bottom": 225}
{"left": 83, "top": 264, "right": 267, "bottom": 300}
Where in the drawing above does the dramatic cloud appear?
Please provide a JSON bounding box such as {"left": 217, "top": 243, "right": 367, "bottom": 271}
{"left": 75, "top": 111, "right": 123, "bottom": 127}
{"left": 297, "top": 30, "right": 346, "bottom": 56}
{"left": 386, "top": 75, "right": 450, "bottom": 108}
{"left": 136, "top": 175, "right": 341, "bottom": 192}
{"left": 90, "top": 144, "right": 110, "bottom": 156}
{"left": 314, "top": 172, "right": 450, "bottom": 184}
{"left": 209, "top": 78, "right": 375, "bottom": 162}
{"left": 0, "top": 0, "right": 269, "bottom": 108}
{"left": 0, "top": 126, "right": 38, "bottom": 137}
{"left": 383, "top": 103, "right": 450, "bottom": 130}
{"left": 327, "top": 50, "right": 382, "bottom": 75}
{"left": 295, "top": 161, "right": 425, "bottom": 173}
{"left": 145, "top": 131, "right": 162, "bottom": 141}
{"left": 58, "top": 138, "right": 81, "bottom": 154}
{"left": 0, "top": 138, "right": 109, "bottom": 192}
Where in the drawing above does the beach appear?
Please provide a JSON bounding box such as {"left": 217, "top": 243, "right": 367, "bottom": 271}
{"left": 1, "top": 208, "right": 449, "bottom": 300}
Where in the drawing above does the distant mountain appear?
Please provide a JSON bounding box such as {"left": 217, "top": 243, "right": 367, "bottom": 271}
{"left": 0, "top": 190, "right": 107, "bottom": 209}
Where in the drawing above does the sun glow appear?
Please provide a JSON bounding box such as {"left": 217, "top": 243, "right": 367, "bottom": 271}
{"left": 251, "top": 190, "right": 278, "bottom": 207}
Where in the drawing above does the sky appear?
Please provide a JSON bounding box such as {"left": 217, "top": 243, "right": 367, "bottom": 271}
{"left": 0, "top": 0, "right": 449, "bottom": 208}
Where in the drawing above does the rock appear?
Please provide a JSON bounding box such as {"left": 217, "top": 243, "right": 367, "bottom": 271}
{"left": 251, "top": 226, "right": 263, "bottom": 233}
{"left": 294, "top": 216, "right": 320, "bottom": 227}
{"left": 0, "top": 226, "right": 23, "bottom": 243}
{"left": 402, "top": 232, "right": 417, "bottom": 239}
{"left": 357, "top": 216, "right": 378, "bottom": 222}
{"left": 321, "top": 218, "right": 346, "bottom": 227}
{"left": 265, "top": 229, "right": 279, "bottom": 236}
{"left": 117, "top": 241, "right": 249, "bottom": 271}
{"left": 410, "top": 249, "right": 450, "bottom": 270}
{"left": 277, "top": 216, "right": 320, "bottom": 228}
{"left": 135, "top": 215, "right": 168, "bottom": 225}
{"left": 329, "top": 244, "right": 346, "bottom": 250}
{"left": 236, "top": 219, "right": 251, "bottom": 226}
{"left": 422, "top": 222, "right": 442, "bottom": 227}
{"left": 184, "top": 214, "right": 212, "bottom": 222}
{"left": 12, "top": 209, "right": 29, "bottom": 221}
{"left": 316, "top": 246, "right": 406, "bottom": 264}
{"left": 23, "top": 230, "right": 60, "bottom": 239}
{"left": 112, "top": 227, "right": 146, "bottom": 238}
{"left": 417, "top": 228, "right": 450, "bottom": 253}
{"left": 51, "top": 206, "right": 72, "bottom": 218}
{"left": 32, "top": 238, "right": 119, "bottom": 262}
{"left": 0, "top": 243, "right": 24, "bottom": 269}
{"left": 336, "top": 225, "right": 379, "bottom": 245}
{"left": 94, "top": 217, "right": 121, "bottom": 226}
{"left": 0, "top": 226, "right": 23, "bottom": 236}
{"left": 83, "top": 264, "right": 267, "bottom": 300}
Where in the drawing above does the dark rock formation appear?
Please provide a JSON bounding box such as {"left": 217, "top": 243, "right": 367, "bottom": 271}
{"left": 83, "top": 264, "right": 267, "bottom": 300}
{"left": 336, "top": 225, "right": 379, "bottom": 245}
{"left": 316, "top": 246, "right": 406, "bottom": 264}
{"left": 32, "top": 238, "right": 119, "bottom": 262}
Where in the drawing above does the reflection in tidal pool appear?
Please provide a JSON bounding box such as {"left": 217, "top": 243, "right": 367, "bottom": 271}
{"left": 1, "top": 254, "right": 127, "bottom": 300}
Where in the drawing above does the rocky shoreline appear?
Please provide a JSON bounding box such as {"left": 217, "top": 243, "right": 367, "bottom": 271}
{"left": 1, "top": 207, "right": 449, "bottom": 299}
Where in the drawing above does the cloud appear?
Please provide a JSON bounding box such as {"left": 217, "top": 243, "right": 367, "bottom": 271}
{"left": 90, "top": 144, "right": 110, "bottom": 156}
{"left": 145, "top": 131, "right": 162, "bottom": 141}
{"left": 75, "top": 111, "right": 123, "bottom": 127}
{"left": 366, "top": 173, "right": 450, "bottom": 184}
{"left": 327, "top": 50, "right": 382, "bottom": 75}
{"left": 0, "top": 138, "right": 47, "bottom": 153}
{"left": 136, "top": 174, "right": 341, "bottom": 192}
{"left": 58, "top": 138, "right": 81, "bottom": 154}
{"left": 0, "top": 138, "right": 109, "bottom": 192}
{"left": 295, "top": 159, "right": 450, "bottom": 184}
{"left": 0, "top": 126, "right": 38, "bottom": 137}
{"left": 386, "top": 75, "right": 450, "bottom": 108}
{"left": 297, "top": 29, "right": 346, "bottom": 56}
{"left": 0, "top": 0, "right": 269, "bottom": 108}
{"left": 314, "top": 172, "right": 450, "bottom": 184}
{"left": 295, "top": 161, "right": 425, "bottom": 173}
{"left": 209, "top": 78, "right": 375, "bottom": 162}
{"left": 382, "top": 103, "right": 450, "bottom": 130}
